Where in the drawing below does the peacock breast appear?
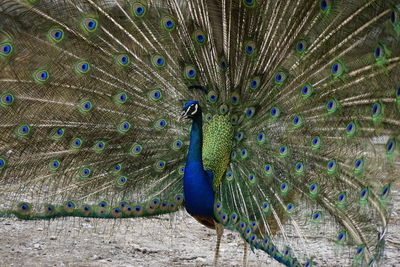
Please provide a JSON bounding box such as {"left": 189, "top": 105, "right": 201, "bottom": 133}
{"left": 202, "top": 115, "right": 233, "bottom": 189}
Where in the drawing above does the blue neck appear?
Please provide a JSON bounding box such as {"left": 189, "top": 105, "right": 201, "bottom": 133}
{"left": 183, "top": 114, "right": 215, "bottom": 218}
{"left": 187, "top": 115, "right": 203, "bottom": 163}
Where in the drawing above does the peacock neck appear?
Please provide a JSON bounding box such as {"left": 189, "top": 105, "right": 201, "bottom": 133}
{"left": 183, "top": 113, "right": 215, "bottom": 219}
{"left": 187, "top": 114, "right": 203, "bottom": 163}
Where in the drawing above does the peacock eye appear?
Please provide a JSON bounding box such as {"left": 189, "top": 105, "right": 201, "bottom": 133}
{"left": 207, "top": 91, "right": 218, "bottom": 103}
{"left": 75, "top": 61, "right": 90, "bottom": 74}
{"left": 54, "top": 31, "right": 62, "bottom": 39}
{"left": 33, "top": 69, "right": 50, "bottom": 82}
{"left": 244, "top": 107, "right": 255, "bottom": 118}
{"left": 16, "top": 125, "right": 31, "bottom": 137}
{"left": 220, "top": 61, "right": 226, "bottom": 68}
{"left": 151, "top": 54, "right": 166, "bottom": 68}
{"left": 117, "top": 120, "right": 131, "bottom": 134}
{"left": 331, "top": 61, "right": 345, "bottom": 78}
{"left": 375, "top": 46, "right": 382, "bottom": 58}
{"left": 154, "top": 119, "right": 168, "bottom": 130}
{"left": 161, "top": 15, "right": 176, "bottom": 31}
{"left": 82, "top": 18, "right": 98, "bottom": 33}
{"left": 320, "top": 0, "right": 332, "bottom": 12}
{"left": 48, "top": 27, "right": 65, "bottom": 43}
{"left": 192, "top": 104, "right": 198, "bottom": 114}
{"left": 49, "top": 159, "right": 61, "bottom": 171}
{"left": 131, "top": 2, "right": 147, "bottom": 18}
{"left": 113, "top": 92, "right": 128, "bottom": 105}
{"left": 243, "top": 0, "right": 255, "bottom": 7}
{"left": 386, "top": 139, "right": 396, "bottom": 154}
{"left": 136, "top": 7, "right": 144, "bottom": 15}
{"left": 274, "top": 70, "right": 288, "bottom": 85}
{"left": 244, "top": 41, "right": 256, "bottom": 55}
{"left": 193, "top": 30, "right": 207, "bottom": 45}
{"left": 78, "top": 100, "right": 93, "bottom": 113}
{"left": 0, "top": 42, "right": 13, "bottom": 55}
{"left": 149, "top": 89, "right": 163, "bottom": 101}
{"left": 247, "top": 76, "right": 261, "bottom": 90}
{"left": 296, "top": 40, "right": 307, "bottom": 53}
{"left": 116, "top": 54, "right": 130, "bottom": 66}
{"left": 113, "top": 163, "right": 122, "bottom": 174}
{"left": 300, "top": 83, "right": 314, "bottom": 98}
{"left": 1, "top": 93, "right": 15, "bottom": 106}
{"left": 184, "top": 65, "right": 197, "bottom": 79}
{"left": 0, "top": 158, "right": 6, "bottom": 169}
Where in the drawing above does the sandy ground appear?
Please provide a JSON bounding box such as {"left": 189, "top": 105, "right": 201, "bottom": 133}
{"left": 0, "top": 213, "right": 269, "bottom": 267}
{"left": 0, "top": 209, "right": 398, "bottom": 267}
{"left": 0, "top": 182, "right": 398, "bottom": 267}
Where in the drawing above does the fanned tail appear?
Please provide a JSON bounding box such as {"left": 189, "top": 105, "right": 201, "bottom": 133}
{"left": 0, "top": 0, "right": 399, "bottom": 266}
{"left": 0, "top": 0, "right": 218, "bottom": 219}
{"left": 211, "top": 0, "right": 400, "bottom": 266}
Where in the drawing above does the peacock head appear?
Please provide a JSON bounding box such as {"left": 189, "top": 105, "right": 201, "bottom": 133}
{"left": 180, "top": 100, "right": 201, "bottom": 120}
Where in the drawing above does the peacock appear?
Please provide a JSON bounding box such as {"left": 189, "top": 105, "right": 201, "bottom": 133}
{"left": 0, "top": 0, "right": 399, "bottom": 266}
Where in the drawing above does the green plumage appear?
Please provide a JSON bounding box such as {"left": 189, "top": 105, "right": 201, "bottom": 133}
{"left": 202, "top": 115, "right": 233, "bottom": 188}
{"left": 0, "top": 0, "right": 399, "bottom": 266}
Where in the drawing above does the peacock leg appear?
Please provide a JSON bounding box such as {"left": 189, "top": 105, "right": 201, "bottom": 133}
{"left": 213, "top": 222, "right": 224, "bottom": 266}
{"left": 243, "top": 240, "right": 248, "bottom": 267}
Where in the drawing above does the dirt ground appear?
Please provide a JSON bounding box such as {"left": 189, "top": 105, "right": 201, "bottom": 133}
{"left": 0, "top": 214, "right": 268, "bottom": 267}
{"left": 0, "top": 183, "right": 398, "bottom": 267}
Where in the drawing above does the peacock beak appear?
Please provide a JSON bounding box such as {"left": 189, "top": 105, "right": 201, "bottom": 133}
{"left": 179, "top": 110, "right": 188, "bottom": 121}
